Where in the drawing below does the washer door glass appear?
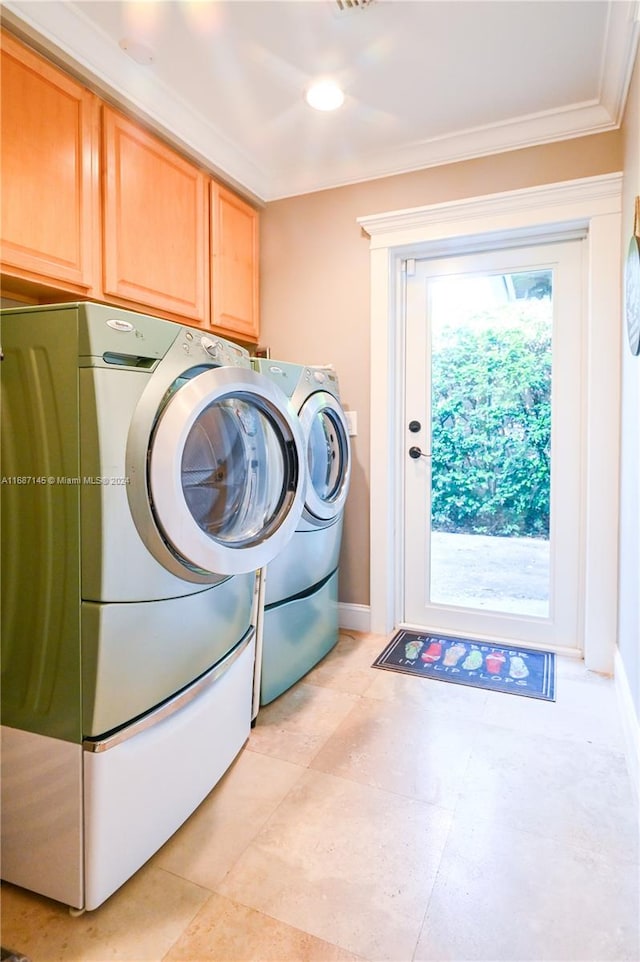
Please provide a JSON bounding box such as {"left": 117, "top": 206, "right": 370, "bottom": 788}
{"left": 148, "top": 367, "right": 305, "bottom": 575}
{"left": 300, "top": 392, "right": 351, "bottom": 523}
{"left": 181, "top": 397, "right": 286, "bottom": 544}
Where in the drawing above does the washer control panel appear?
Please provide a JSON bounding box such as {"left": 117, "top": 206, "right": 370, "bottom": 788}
{"left": 177, "top": 329, "right": 249, "bottom": 368}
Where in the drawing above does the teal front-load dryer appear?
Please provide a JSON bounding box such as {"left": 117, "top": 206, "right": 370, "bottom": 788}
{"left": 1, "top": 303, "right": 306, "bottom": 911}
{"left": 251, "top": 359, "right": 352, "bottom": 706}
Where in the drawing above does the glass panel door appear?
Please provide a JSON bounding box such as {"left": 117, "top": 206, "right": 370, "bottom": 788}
{"left": 403, "top": 241, "right": 584, "bottom": 650}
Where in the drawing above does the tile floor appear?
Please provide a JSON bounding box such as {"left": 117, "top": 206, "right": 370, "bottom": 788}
{"left": 2, "top": 630, "right": 639, "bottom": 962}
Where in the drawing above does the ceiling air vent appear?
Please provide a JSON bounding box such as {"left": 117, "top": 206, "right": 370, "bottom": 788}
{"left": 334, "top": 0, "right": 375, "bottom": 13}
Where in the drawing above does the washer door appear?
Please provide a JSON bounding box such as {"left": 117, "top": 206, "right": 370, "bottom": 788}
{"left": 146, "top": 367, "right": 305, "bottom": 576}
{"left": 299, "top": 391, "right": 351, "bottom": 524}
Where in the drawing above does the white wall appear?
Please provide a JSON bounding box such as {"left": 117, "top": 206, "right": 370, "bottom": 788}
{"left": 619, "top": 52, "right": 640, "bottom": 729}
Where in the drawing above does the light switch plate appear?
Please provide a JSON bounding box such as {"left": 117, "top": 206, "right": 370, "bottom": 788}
{"left": 344, "top": 410, "right": 357, "bottom": 436}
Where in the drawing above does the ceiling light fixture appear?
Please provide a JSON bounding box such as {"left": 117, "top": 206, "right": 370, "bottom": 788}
{"left": 305, "top": 80, "right": 345, "bottom": 112}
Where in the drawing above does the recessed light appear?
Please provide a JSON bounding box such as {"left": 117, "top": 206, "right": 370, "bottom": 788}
{"left": 305, "top": 80, "right": 345, "bottom": 112}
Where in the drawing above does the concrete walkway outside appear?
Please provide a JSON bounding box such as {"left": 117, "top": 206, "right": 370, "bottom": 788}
{"left": 430, "top": 531, "right": 550, "bottom": 617}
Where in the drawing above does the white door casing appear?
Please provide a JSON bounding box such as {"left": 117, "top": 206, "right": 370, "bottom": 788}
{"left": 358, "top": 172, "right": 622, "bottom": 674}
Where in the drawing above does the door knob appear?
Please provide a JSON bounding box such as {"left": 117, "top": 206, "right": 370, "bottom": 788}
{"left": 409, "top": 446, "right": 431, "bottom": 460}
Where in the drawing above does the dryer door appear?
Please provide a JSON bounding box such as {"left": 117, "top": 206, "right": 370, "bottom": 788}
{"left": 145, "top": 367, "right": 305, "bottom": 576}
{"left": 299, "top": 391, "right": 351, "bottom": 524}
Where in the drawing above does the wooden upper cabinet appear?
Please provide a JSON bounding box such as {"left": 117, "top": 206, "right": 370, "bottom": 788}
{"left": 102, "top": 106, "right": 208, "bottom": 323}
{"left": 211, "top": 182, "right": 259, "bottom": 342}
{"left": 1, "top": 33, "right": 259, "bottom": 333}
{"left": 0, "top": 30, "right": 99, "bottom": 293}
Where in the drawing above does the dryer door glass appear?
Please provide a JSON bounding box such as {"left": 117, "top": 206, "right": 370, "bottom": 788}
{"left": 181, "top": 397, "right": 286, "bottom": 544}
{"left": 308, "top": 409, "right": 344, "bottom": 501}
{"left": 299, "top": 391, "right": 351, "bottom": 523}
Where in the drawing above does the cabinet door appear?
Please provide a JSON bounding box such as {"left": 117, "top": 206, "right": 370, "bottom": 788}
{"left": 211, "top": 182, "right": 259, "bottom": 342}
{"left": 0, "top": 31, "right": 99, "bottom": 292}
{"left": 103, "top": 107, "right": 208, "bottom": 322}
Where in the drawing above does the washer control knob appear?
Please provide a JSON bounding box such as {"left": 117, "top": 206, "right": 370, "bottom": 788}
{"left": 201, "top": 336, "right": 218, "bottom": 357}
{"left": 313, "top": 371, "right": 326, "bottom": 383}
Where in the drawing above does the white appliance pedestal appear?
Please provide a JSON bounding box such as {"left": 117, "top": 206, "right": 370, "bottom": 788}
{"left": 1, "top": 637, "right": 255, "bottom": 911}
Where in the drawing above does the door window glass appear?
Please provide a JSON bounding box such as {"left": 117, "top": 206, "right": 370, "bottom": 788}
{"left": 181, "top": 397, "right": 285, "bottom": 544}
{"left": 429, "top": 268, "right": 552, "bottom": 617}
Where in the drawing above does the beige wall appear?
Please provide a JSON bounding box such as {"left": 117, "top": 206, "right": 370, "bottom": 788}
{"left": 620, "top": 56, "right": 640, "bottom": 719}
{"left": 260, "top": 132, "right": 623, "bottom": 609}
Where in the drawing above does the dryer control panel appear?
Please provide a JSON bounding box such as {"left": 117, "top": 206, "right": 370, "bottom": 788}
{"left": 303, "top": 365, "right": 339, "bottom": 393}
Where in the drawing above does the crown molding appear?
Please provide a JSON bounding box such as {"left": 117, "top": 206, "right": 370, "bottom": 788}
{"left": 268, "top": 101, "right": 616, "bottom": 200}
{"left": 259, "top": 0, "right": 639, "bottom": 200}
{"left": 600, "top": 0, "right": 640, "bottom": 123}
{"left": 2, "top": 1, "right": 637, "bottom": 203}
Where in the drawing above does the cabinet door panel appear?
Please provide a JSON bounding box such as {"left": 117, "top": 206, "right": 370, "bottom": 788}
{"left": 211, "top": 183, "right": 259, "bottom": 342}
{"left": 0, "top": 31, "right": 99, "bottom": 290}
{"left": 103, "top": 108, "right": 208, "bottom": 322}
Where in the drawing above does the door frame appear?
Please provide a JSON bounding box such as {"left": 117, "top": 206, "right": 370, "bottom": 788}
{"left": 358, "top": 172, "right": 623, "bottom": 674}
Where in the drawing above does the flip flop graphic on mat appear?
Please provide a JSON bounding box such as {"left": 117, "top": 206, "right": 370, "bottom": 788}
{"left": 485, "top": 651, "right": 506, "bottom": 674}
{"left": 421, "top": 641, "right": 442, "bottom": 663}
{"left": 462, "top": 649, "right": 483, "bottom": 671}
{"left": 443, "top": 642, "right": 466, "bottom": 666}
{"left": 509, "top": 655, "right": 529, "bottom": 679}
{"left": 404, "top": 639, "right": 423, "bottom": 660}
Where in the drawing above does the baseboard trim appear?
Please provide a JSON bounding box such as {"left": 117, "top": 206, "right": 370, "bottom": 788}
{"left": 614, "top": 646, "right": 640, "bottom": 805}
{"left": 338, "top": 602, "right": 371, "bottom": 634}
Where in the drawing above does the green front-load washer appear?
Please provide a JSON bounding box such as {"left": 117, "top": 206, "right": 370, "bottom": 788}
{"left": 1, "top": 302, "right": 306, "bottom": 910}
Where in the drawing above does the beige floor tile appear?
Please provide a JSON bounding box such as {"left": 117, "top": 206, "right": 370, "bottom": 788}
{"left": 364, "top": 661, "right": 489, "bottom": 721}
{"left": 482, "top": 658, "right": 627, "bottom": 750}
{"left": 414, "top": 812, "right": 640, "bottom": 961}
{"left": 249, "top": 681, "right": 362, "bottom": 766}
{"left": 0, "top": 867, "right": 208, "bottom": 962}
{"left": 555, "top": 653, "right": 604, "bottom": 681}
{"left": 457, "top": 724, "right": 640, "bottom": 864}
{"left": 163, "top": 891, "right": 366, "bottom": 961}
{"left": 303, "top": 631, "right": 385, "bottom": 696}
{"left": 151, "top": 747, "right": 304, "bottom": 890}
{"left": 218, "top": 769, "right": 452, "bottom": 961}
{"left": 3, "top": 631, "right": 633, "bottom": 962}
{"left": 246, "top": 723, "right": 326, "bottom": 768}
{"left": 310, "top": 696, "right": 475, "bottom": 808}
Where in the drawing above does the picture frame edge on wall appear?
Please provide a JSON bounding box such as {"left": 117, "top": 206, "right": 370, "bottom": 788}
{"left": 623, "top": 196, "right": 640, "bottom": 357}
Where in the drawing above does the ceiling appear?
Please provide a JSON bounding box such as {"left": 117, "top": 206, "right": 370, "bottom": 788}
{"left": 2, "top": 1, "right": 639, "bottom": 202}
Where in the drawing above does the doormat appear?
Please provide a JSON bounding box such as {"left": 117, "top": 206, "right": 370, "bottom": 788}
{"left": 372, "top": 630, "right": 556, "bottom": 701}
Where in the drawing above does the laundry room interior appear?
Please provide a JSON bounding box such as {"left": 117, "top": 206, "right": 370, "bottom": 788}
{"left": 1, "top": 2, "right": 639, "bottom": 961}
